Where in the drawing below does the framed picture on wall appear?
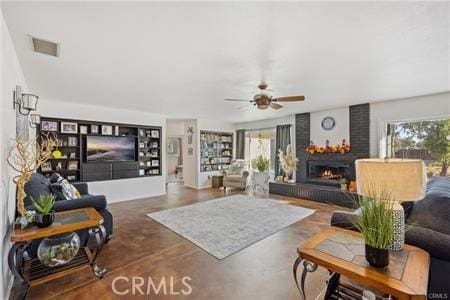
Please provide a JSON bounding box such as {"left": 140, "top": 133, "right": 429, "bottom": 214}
{"left": 80, "top": 125, "right": 88, "bottom": 134}
{"left": 41, "top": 121, "right": 58, "bottom": 132}
{"left": 151, "top": 130, "right": 159, "bottom": 138}
{"left": 167, "top": 138, "right": 179, "bottom": 156}
{"left": 61, "top": 122, "right": 78, "bottom": 134}
{"left": 101, "top": 125, "right": 113, "bottom": 135}
{"left": 91, "top": 124, "right": 99, "bottom": 134}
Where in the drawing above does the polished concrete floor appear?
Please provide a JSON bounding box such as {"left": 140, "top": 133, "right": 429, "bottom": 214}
{"left": 21, "top": 183, "right": 345, "bottom": 300}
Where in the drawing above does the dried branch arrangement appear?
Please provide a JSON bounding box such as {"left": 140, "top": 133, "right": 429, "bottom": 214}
{"left": 6, "top": 133, "right": 56, "bottom": 216}
{"left": 278, "top": 144, "right": 299, "bottom": 177}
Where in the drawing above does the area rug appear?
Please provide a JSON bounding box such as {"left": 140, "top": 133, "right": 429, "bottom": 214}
{"left": 147, "top": 194, "right": 315, "bottom": 259}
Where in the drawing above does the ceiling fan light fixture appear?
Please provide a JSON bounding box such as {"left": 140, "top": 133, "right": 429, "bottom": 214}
{"left": 257, "top": 104, "right": 270, "bottom": 110}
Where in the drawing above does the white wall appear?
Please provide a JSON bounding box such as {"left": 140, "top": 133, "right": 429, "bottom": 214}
{"left": 197, "top": 119, "right": 235, "bottom": 189}
{"left": 310, "top": 107, "right": 349, "bottom": 145}
{"left": 38, "top": 99, "right": 167, "bottom": 203}
{"left": 182, "top": 119, "right": 198, "bottom": 189}
{"left": 0, "top": 11, "right": 28, "bottom": 299}
{"left": 370, "top": 92, "right": 450, "bottom": 157}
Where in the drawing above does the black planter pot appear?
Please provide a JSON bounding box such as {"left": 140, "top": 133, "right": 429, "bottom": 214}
{"left": 365, "top": 244, "right": 389, "bottom": 268}
{"left": 35, "top": 211, "right": 55, "bottom": 228}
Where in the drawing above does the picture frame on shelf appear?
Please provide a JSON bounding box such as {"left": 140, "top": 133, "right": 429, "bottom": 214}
{"left": 67, "top": 161, "right": 78, "bottom": 170}
{"left": 91, "top": 124, "right": 99, "bottom": 134}
{"left": 55, "top": 162, "right": 64, "bottom": 171}
{"left": 68, "top": 137, "right": 78, "bottom": 146}
{"left": 41, "top": 121, "right": 58, "bottom": 132}
{"left": 61, "top": 122, "right": 78, "bottom": 134}
{"left": 152, "top": 160, "right": 159, "bottom": 166}
{"left": 80, "top": 125, "right": 88, "bottom": 134}
{"left": 151, "top": 142, "right": 158, "bottom": 148}
{"left": 151, "top": 149, "right": 158, "bottom": 157}
{"left": 146, "top": 161, "right": 151, "bottom": 167}
{"left": 139, "top": 151, "right": 145, "bottom": 157}
{"left": 139, "top": 169, "right": 145, "bottom": 176}
{"left": 151, "top": 130, "right": 159, "bottom": 138}
{"left": 69, "top": 152, "right": 76, "bottom": 159}
{"left": 139, "top": 142, "right": 145, "bottom": 148}
{"left": 41, "top": 162, "right": 52, "bottom": 172}
{"left": 67, "top": 175, "right": 77, "bottom": 181}
{"left": 152, "top": 169, "right": 159, "bottom": 175}
{"left": 101, "top": 125, "right": 113, "bottom": 135}
{"left": 139, "top": 129, "right": 145, "bottom": 137}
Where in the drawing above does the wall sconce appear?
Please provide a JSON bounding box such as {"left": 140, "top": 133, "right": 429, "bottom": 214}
{"left": 13, "top": 85, "right": 39, "bottom": 116}
{"left": 29, "top": 114, "right": 41, "bottom": 128}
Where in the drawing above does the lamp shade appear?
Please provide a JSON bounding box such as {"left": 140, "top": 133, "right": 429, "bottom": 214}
{"left": 355, "top": 158, "right": 426, "bottom": 202}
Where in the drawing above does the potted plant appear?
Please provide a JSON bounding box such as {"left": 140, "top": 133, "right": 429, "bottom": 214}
{"left": 341, "top": 178, "right": 348, "bottom": 191}
{"left": 278, "top": 144, "right": 298, "bottom": 183}
{"left": 251, "top": 154, "right": 270, "bottom": 173}
{"left": 31, "top": 194, "right": 57, "bottom": 228}
{"left": 251, "top": 154, "right": 270, "bottom": 190}
{"left": 350, "top": 193, "right": 394, "bottom": 268}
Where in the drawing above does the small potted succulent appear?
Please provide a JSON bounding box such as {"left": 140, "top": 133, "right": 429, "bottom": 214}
{"left": 341, "top": 178, "right": 348, "bottom": 191}
{"left": 350, "top": 192, "right": 394, "bottom": 268}
{"left": 31, "top": 194, "right": 56, "bottom": 228}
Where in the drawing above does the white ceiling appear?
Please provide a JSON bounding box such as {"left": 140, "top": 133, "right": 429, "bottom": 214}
{"left": 2, "top": 1, "right": 449, "bottom": 123}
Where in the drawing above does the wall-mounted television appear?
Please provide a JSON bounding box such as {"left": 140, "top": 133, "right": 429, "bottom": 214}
{"left": 86, "top": 135, "right": 136, "bottom": 162}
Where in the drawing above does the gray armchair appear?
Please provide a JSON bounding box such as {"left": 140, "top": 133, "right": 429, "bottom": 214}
{"left": 222, "top": 160, "right": 249, "bottom": 190}
{"left": 331, "top": 176, "right": 450, "bottom": 296}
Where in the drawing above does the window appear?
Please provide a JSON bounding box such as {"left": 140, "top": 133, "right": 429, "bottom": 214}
{"left": 386, "top": 118, "right": 449, "bottom": 178}
{"left": 244, "top": 128, "right": 276, "bottom": 177}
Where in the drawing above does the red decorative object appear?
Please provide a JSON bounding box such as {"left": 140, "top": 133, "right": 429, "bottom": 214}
{"left": 306, "top": 139, "right": 351, "bottom": 155}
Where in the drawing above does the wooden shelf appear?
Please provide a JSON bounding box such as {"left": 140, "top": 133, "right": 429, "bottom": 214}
{"left": 38, "top": 117, "right": 163, "bottom": 181}
{"left": 200, "top": 130, "right": 233, "bottom": 172}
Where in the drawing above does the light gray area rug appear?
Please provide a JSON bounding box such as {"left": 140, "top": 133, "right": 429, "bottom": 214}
{"left": 147, "top": 194, "right": 315, "bottom": 259}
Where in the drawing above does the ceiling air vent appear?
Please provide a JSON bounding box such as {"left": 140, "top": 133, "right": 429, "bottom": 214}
{"left": 32, "top": 37, "right": 59, "bottom": 57}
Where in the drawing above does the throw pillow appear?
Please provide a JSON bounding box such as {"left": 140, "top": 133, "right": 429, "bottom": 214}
{"left": 51, "top": 173, "right": 81, "bottom": 200}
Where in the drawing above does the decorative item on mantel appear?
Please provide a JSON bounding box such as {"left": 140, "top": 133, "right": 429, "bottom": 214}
{"left": 340, "top": 178, "right": 348, "bottom": 191}
{"left": 306, "top": 139, "right": 350, "bottom": 154}
{"left": 278, "top": 144, "right": 298, "bottom": 183}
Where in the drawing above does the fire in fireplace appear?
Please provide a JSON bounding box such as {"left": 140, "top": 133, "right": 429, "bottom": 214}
{"left": 307, "top": 161, "right": 354, "bottom": 186}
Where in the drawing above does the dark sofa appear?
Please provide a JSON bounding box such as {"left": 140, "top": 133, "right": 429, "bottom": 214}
{"left": 331, "top": 176, "right": 450, "bottom": 296}
{"left": 24, "top": 173, "right": 113, "bottom": 241}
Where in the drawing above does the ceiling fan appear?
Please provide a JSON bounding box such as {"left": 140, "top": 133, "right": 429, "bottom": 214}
{"left": 225, "top": 82, "right": 305, "bottom": 110}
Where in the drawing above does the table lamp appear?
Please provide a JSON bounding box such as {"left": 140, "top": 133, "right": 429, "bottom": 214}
{"left": 355, "top": 158, "right": 426, "bottom": 250}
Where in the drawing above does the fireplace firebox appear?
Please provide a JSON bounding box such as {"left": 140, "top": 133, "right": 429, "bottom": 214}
{"left": 307, "top": 161, "right": 354, "bottom": 186}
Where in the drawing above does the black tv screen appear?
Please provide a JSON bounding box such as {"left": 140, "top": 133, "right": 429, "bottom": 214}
{"left": 86, "top": 136, "right": 136, "bottom": 162}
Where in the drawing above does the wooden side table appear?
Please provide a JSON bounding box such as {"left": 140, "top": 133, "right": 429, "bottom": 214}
{"left": 9, "top": 208, "right": 107, "bottom": 298}
{"left": 212, "top": 175, "right": 224, "bottom": 188}
{"left": 293, "top": 227, "right": 429, "bottom": 300}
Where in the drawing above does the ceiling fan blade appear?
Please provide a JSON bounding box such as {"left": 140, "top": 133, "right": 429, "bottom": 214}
{"left": 270, "top": 102, "right": 283, "bottom": 110}
{"left": 225, "top": 99, "right": 251, "bottom": 102}
{"left": 238, "top": 104, "right": 253, "bottom": 110}
{"left": 272, "top": 96, "right": 305, "bottom": 102}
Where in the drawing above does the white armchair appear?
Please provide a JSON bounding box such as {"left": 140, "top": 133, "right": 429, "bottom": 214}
{"left": 222, "top": 160, "right": 249, "bottom": 190}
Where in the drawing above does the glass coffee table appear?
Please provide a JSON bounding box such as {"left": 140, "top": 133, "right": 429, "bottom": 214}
{"left": 9, "top": 208, "right": 107, "bottom": 298}
{"left": 293, "top": 227, "right": 429, "bottom": 299}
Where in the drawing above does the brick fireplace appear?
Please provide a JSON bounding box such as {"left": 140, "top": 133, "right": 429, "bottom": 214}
{"left": 296, "top": 103, "right": 370, "bottom": 184}
{"left": 269, "top": 103, "right": 370, "bottom": 207}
